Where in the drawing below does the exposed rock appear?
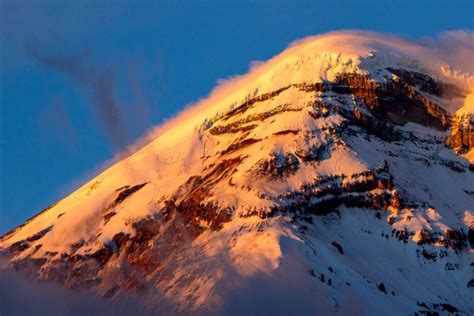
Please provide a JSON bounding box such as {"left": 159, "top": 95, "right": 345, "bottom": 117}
{"left": 378, "top": 282, "right": 387, "bottom": 294}
{"left": 26, "top": 225, "right": 53, "bottom": 242}
{"left": 331, "top": 241, "right": 344, "bottom": 254}
{"left": 333, "top": 73, "right": 450, "bottom": 131}
{"left": 443, "top": 229, "right": 466, "bottom": 251}
{"left": 387, "top": 68, "right": 467, "bottom": 100}
{"left": 446, "top": 114, "right": 474, "bottom": 154}
{"left": 468, "top": 228, "right": 474, "bottom": 249}
{"left": 103, "top": 211, "right": 117, "bottom": 224}
{"left": 111, "top": 183, "right": 148, "bottom": 207}
{"left": 417, "top": 229, "right": 435, "bottom": 245}
{"left": 9, "top": 240, "right": 30, "bottom": 255}
{"left": 421, "top": 249, "right": 437, "bottom": 261}
{"left": 258, "top": 152, "right": 300, "bottom": 177}
{"left": 273, "top": 129, "right": 299, "bottom": 135}
{"left": 221, "top": 138, "right": 260, "bottom": 155}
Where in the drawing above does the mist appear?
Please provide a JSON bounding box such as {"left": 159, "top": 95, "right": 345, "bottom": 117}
{"left": 0, "top": 269, "right": 152, "bottom": 316}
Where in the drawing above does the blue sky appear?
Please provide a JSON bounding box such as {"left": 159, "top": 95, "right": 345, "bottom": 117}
{"left": 1, "top": 0, "right": 473, "bottom": 234}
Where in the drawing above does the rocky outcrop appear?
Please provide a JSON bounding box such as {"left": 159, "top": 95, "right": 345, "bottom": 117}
{"left": 446, "top": 113, "right": 474, "bottom": 154}
{"left": 468, "top": 228, "right": 474, "bottom": 249}
{"left": 443, "top": 229, "right": 467, "bottom": 251}
{"left": 9, "top": 226, "right": 53, "bottom": 255}
{"left": 333, "top": 73, "right": 450, "bottom": 131}
{"left": 171, "top": 157, "right": 244, "bottom": 229}
{"left": 111, "top": 183, "right": 148, "bottom": 207}
{"left": 331, "top": 241, "right": 344, "bottom": 254}
{"left": 257, "top": 152, "right": 300, "bottom": 178}
{"left": 242, "top": 164, "right": 399, "bottom": 219}
{"left": 220, "top": 138, "right": 260, "bottom": 155}
{"left": 387, "top": 68, "right": 467, "bottom": 100}
{"left": 207, "top": 71, "right": 452, "bottom": 142}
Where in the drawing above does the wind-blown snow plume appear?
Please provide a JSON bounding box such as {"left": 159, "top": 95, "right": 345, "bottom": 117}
{"left": 419, "top": 30, "right": 474, "bottom": 74}
{"left": 126, "top": 30, "right": 473, "bottom": 158}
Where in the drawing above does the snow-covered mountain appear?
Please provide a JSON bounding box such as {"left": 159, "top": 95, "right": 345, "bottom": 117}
{"left": 1, "top": 31, "right": 473, "bottom": 315}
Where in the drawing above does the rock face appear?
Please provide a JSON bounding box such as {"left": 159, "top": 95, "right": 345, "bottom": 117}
{"left": 1, "top": 33, "right": 473, "bottom": 315}
{"left": 447, "top": 113, "right": 474, "bottom": 153}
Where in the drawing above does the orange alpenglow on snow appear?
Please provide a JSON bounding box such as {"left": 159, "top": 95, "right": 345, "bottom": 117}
{"left": 1, "top": 31, "right": 473, "bottom": 315}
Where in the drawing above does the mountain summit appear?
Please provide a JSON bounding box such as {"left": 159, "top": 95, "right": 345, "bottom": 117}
{"left": 1, "top": 31, "right": 473, "bottom": 315}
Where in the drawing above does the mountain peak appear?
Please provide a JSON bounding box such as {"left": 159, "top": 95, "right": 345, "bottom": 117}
{"left": 1, "top": 31, "right": 473, "bottom": 315}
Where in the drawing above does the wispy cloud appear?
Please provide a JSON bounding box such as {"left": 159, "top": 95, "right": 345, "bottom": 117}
{"left": 26, "top": 44, "right": 130, "bottom": 150}
{"left": 418, "top": 30, "right": 474, "bottom": 74}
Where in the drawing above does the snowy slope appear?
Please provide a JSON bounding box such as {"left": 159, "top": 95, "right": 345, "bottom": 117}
{"left": 1, "top": 31, "right": 473, "bottom": 315}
